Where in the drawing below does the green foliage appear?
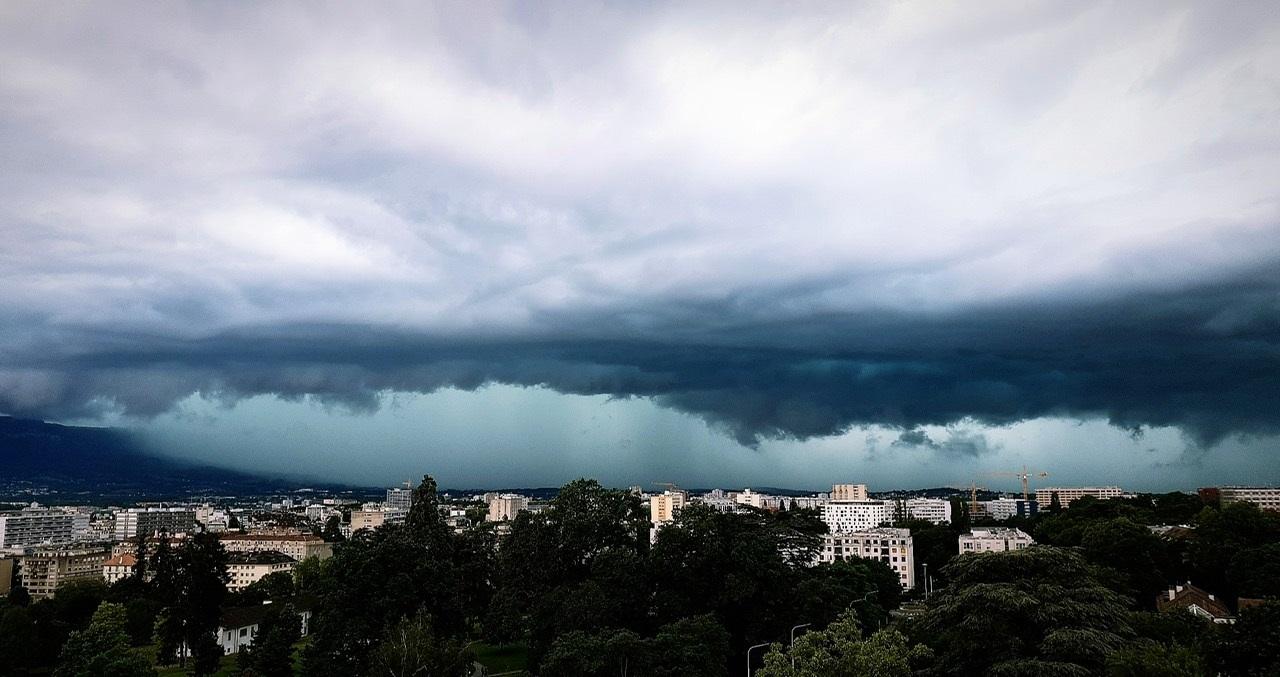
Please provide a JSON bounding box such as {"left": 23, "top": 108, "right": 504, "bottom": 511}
{"left": 1106, "top": 640, "right": 1206, "bottom": 677}
{"left": 370, "top": 612, "right": 473, "bottom": 677}
{"left": 1227, "top": 543, "right": 1280, "bottom": 600}
{"left": 236, "top": 604, "right": 302, "bottom": 677}
{"left": 541, "top": 614, "right": 729, "bottom": 677}
{"left": 910, "top": 546, "right": 1135, "bottom": 676}
{"left": 302, "top": 475, "right": 471, "bottom": 676}
{"left": 54, "top": 602, "right": 154, "bottom": 677}
{"left": 757, "top": 612, "right": 932, "bottom": 677}
{"left": 1209, "top": 601, "right": 1280, "bottom": 676}
{"left": 227, "top": 570, "right": 294, "bottom": 607}
{"left": 153, "top": 533, "right": 229, "bottom": 675}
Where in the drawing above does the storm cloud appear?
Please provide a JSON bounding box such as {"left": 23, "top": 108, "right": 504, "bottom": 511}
{"left": 1, "top": 2, "right": 1278, "bottom": 456}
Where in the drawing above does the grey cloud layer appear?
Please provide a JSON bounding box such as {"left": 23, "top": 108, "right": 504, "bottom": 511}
{"left": 0, "top": 2, "right": 1278, "bottom": 447}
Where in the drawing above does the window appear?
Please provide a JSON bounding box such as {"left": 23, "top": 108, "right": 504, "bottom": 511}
{"left": 240, "top": 628, "right": 248, "bottom": 636}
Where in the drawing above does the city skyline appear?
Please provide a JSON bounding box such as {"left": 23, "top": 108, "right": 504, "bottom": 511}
{"left": 2, "top": 2, "right": 1279, "bottom": 488}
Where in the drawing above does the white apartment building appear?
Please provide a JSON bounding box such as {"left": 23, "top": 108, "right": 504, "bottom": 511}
{"left": 1218, "top": 487, "right": 1280, "bottom": 512}
{"left": 902, "top": 498, "right": 952, "bottom": 524}
{"left": 983, "top": 498, "right": 1039, "bottom": 520}
{"left": 959, "top": 528, "right": 1035, "bottom": 554}
{"left": 832, "top": 484, "right": 869, "bottom": 501}
{"left": 822, "top": 500, "right": 889, "bottom": 533}
{"left": 0, "top": 506, "right": 90, "bottom": 548}
{"left": 650, "top": 491, "right": 686, "bottom": 524}
{"left": 735, "top": 489, "right": 772, "bottom": 509}
{"left": 113, "top": 507, "right": 197, "bottom": 540}
{"left": 696, "top": 490, "right": 738, "bottom": 513}
{"left": 486, "top": 494, "right": 529, "bottom": 522}
{"left": 386, "top": 484, "right": 414, "bottom": 511}
{"left": 20, "top": 545, "right": 111, "bottom": 599}
{"left": 1034, "top": 486, "right": 1122, "bottom": 509}
{"left": 220, "top": 533, "right": 334, "bottom": 561}
{"left": 818, "top": 527, "right": 915, "bottom": 589}
{"left": 225, "top": 551, "right": 297, "bottom": 591}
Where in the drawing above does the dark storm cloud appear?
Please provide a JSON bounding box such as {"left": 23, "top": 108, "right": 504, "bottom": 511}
{"left": 3, "top": 268, "right": 1277, "bottom": 447}
{"left": 1, "top": 2, "right": 1278, "bottom": 454}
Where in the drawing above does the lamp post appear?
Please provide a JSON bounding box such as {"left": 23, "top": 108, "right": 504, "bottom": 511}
{"left": 747, "top": 642, "right": 770, "bottom": 676}
{"left": 789, "top": 623, "right": 811, "bottom": 669}
{"left": 922, "top": 563, "right": 928, "bottom": 600}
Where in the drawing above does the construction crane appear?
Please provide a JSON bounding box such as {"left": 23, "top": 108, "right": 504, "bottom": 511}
{"left": 651, "top": 482, "right": 681, "bottom": 494}
{"left": 967, "top": 481, "right": 987, "bottom": 517}
{"left": 984, "top": 465, "right": 1049, "bottom": 501}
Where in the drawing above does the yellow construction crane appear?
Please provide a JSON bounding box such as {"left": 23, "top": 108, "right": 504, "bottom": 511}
{"left": 968, "top": 481, "right": 987, "bottom": 517}
{"left": 984, "top": 465, "right": 1049, "bottom": 501}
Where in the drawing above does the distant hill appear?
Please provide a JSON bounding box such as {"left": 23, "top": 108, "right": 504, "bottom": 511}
{"left": 0, "top": 416, "right": 357, "bottom": 503}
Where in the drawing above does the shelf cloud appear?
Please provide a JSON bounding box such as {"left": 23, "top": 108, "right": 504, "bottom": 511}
{"left": 1, "top": 2, "right": 1277, "bottom": 459}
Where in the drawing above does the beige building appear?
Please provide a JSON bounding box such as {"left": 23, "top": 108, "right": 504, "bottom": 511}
{"left": 219, "top": 534, "right": 333, "bottom": 561}
{"left": 350, "top": 508, "right": 405, "bottom": 532}
{"left": 20, "top": 545, "right": 110, "bottom": 599}
{"left": 650, "top": 491, "right": 687, "bottom": 524}
{"left": 1035, "top": 486, "right": 1123, "bottom": 508}
{"left": 226, "top": 551, "right": 296, "bottom": 591}
{"left": 959, "top": 528, "right": 1035, "bottom": 554}
{"left": 818, "top": 527, "right": 914, "bottom": 589}
{"left": 102, "top": 553, "right": 137, "bottom": 584}
{"left": 1218, "top": 487, "right": 1280, "bottom": 512}
{"left": 0, "top": 556, "right": 13, "bottom": 596}
{"left": 487, "top": 494, "right": 529, "bottom": 522}
{"left": 832, "top": 484, "right": 869, "bottom": 501}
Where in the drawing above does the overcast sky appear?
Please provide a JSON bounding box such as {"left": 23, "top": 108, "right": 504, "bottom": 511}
{"left": 2, "top": 1, "right": 1278, "bottom": 490}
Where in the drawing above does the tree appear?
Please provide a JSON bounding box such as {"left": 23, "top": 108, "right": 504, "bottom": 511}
{"left": 1209, "top": 601, "right": 1280, "bottom": 676}
{"left": 54, "top": 602, "right": 154, "bottom": 677}
{"left": 320, "top": 514, "right": 345, "bottom": 543}
{"left": 370, "top": 612, "right": 472, "bottom": 677}
{"left": 229, "top": 570, "right": 295, "bottom": 607}
{"left": 1228, "top": 544, "right": 1280, "bottom": 600}
{"left": 757, "top": 611, "right": 932, "bottom": 677}
{"left": 237, "top": 604, "right": 302, "bottom": 677}
{"left": 909, "top": 546, "right": 1134, "bottom": 676}
{"left": 154, "top": 533, "right": 229, "bottom": 674}
{"left": 1106, "top": 640, "right": 1205, "bottom": 677}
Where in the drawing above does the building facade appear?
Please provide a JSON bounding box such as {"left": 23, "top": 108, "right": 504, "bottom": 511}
{"left": 959, "top": 528, "right": 1035, "bottom": 554}
{"left": 1034, "top": 486, "right": 1123, "bottom": 509}
{"left": 113, "top": 508, "right": 197, "bottom": 540}
{"left": 982, "top": 498, "right": 1039, "bottom": 521}
{"left": 219, "top": 534, "right": 333, "bottom": 561}
{"left": 102, "top": 553, "right": 137, "bottom": 584}
{"left": 1217, "top": 487, "right": 1280, "bottom": 512}
{"left": 902, "top": 498, "right": 952, "bottom": 524}
{"left": 650, "top": 491, "right": 686, "bottom": 524}
{"left": 0, "top": 507, "right": 89, "bottom": 548}
{"left": 486, "top": 494, "right": 529, "bottom": 522}
{"left": 386, "top": 484, "right": 414, "bottom": 511}
{"left": 20, "top": 545, "right": 111, "bottom": 599}
{"left": 226, "top": 551, "right": 297, "bottom": 591}
{"left": 822, "top": 500, "right": 889, "bottom": 533}
{"left": 818, "top": 527, "right": 914, "bottom": 589}
{"left": 831, "top": 484, "right": 869, "bottom": 501}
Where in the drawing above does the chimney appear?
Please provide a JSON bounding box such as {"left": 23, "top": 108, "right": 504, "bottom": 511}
{"left": 1208, "top": 594, "right": 1215, "bottom": 601}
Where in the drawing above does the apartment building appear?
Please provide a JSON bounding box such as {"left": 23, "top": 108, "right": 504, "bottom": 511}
{"left": 822, "top": 500, "right": 889, "bottom": 533}
{"left": 818, "top": 527, "right": 915, "bottom": 589}
{"left": 219, "top": 533, "right": 333, "bottom": 561}
{"left": 1034, "top": 487, "right": 1123, "bottom": 509}
{"left": 386, "top": 484, "right": 414, "bottom": 511}
{"left": 1217, "top": 487, "right": 1280, "bottom": 512}
{"left": 486, "top": 494, "right": 529, "bottom": 522}
{"left": 0, "top": 506, "right": 89, "bottom": 548}
{"left": 959, "top": 528, "right": 1035, "bottom": 554}
{"left": 113, "top": 507, "right": 197, "bottom": 540}
{"left": 650, "top": 491, "right": 687, "bottom": 524}
{"left": 225, "top": 551, "right": 297, "bottom": 592}
{"left": 902, "top": 498, "right": 952, "bottom": 524}
{"left": 350, "top": 508, "right": 405, "bottom": 532}
{"left": 983, "top": 498, "right": 1039, "bottom": 520}
{"left": 831, "top": 484, "right": 869, "bottom": 501}
{"left": 20, "top": 545, "right": 111, "bottom": 599}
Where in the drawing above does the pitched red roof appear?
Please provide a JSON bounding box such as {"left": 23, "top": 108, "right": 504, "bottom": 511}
{"left": 1156, "top": 584, "right": 1231, "bottom": 619}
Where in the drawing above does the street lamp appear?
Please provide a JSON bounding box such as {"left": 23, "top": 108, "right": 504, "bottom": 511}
{"left": 789, "top": 624, "right": 811, "bottom": 669}
{"left": 747, "top": 642, "right": 770, "bottom": 676}
{"left": 922, "top": 563, "right": 928, "bottom": 600}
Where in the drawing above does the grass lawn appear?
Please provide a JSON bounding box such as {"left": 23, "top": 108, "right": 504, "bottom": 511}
{"left": 472, "top": 642, "right": 529, "bottom": 674}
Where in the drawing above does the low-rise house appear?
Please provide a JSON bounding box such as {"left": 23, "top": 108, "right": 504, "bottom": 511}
{"left": 102, "top": 553, "right": 137, "bottom": 584}
{"left": 1157, "top": 583, "right": 1234, "bottom": 624}
{"left": 215, "top": 599, "right": 314, "bottom": 655}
